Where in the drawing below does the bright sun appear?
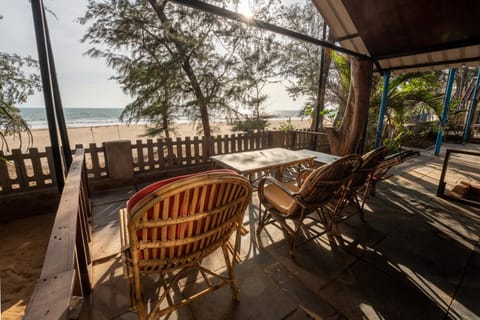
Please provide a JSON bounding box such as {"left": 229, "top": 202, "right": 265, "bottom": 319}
{"left": 238, "top": 0, "right": 254, "bottom": 18}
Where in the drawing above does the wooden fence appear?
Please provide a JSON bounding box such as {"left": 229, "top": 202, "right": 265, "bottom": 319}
{"left": 0, "top": 148, "right": 56, "bottom": 193}
{"left": 23, "top": 149, "right": 92, "bottom": 320}
{"left": 0, "top": 130, "right": 329, "bottom": 194}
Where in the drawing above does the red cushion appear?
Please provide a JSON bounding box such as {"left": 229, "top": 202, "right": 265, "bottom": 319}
{"left": 127, "top": 169, "right": 237, "bottom": 211}
{"left": 128, "top": 169, "right": 240, "bottom": 261}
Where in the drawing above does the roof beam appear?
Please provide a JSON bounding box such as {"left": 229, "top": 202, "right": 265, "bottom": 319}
{"left": 171, "top": 0, "right": 371, "bottom": 60}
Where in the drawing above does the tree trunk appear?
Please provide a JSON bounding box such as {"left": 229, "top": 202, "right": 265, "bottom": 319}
{"left": 326, "top": 57, "right": 373, "bottom": 155}
{"left": 148, "top": 0, "right": 212, "bottom": 138}
{"left": 311, "top": 31, "right": 334, "bottom": 132}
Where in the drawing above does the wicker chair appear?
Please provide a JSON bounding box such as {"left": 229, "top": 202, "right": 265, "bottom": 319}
{"left": 119, "top": 170, "right": 252, "bottom": 320}
{"left": 257, "top": 155, "right": 362, "bottom": 257}
{"left": 338, "top": 146, "right": 389, "bottom": 222}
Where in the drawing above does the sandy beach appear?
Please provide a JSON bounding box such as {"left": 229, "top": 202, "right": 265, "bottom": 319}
{"left": 4, "top": 119, "right": 311, "bottom": 152}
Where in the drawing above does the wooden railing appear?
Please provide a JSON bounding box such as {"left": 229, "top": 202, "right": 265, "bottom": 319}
{"left": 23, "top": 149, "right": 92, "bottom": 320}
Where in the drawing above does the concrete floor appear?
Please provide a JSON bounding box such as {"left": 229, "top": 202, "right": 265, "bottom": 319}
{"left": 86, "top": 143, "right": 480, "bottom": 320}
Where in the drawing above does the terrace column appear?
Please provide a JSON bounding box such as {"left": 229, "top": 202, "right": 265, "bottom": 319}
{"left": 375, "top": 70, "right": 391, "bottom": 148}
{"left": 462, "top": 67, "right": 480, "bottom": 144}
{"left": 31, "top": 0, "right": 65, "bottom": 191}
{"left": 435, "top": 68, "right": 457, "bottom": 156}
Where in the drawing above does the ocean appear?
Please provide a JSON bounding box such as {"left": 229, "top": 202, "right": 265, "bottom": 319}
{"left": 18, "top": 107, "right": 305, "bottom": 129}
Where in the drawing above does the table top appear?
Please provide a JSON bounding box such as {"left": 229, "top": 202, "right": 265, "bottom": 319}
{"left": 210, "top": 148, "right": 316, "bottom": 174}
{"left": 296, "top": 149, "right": 341, "bottom": 165}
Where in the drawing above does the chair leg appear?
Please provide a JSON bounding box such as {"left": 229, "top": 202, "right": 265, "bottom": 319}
{"left": 288, "top": 219, "right": 305, "bottom": 258}
{"left": 350, "top": 194, "right": 365, "bottom": 222}
{"left": 132, "top": 268, "right": 147, "bottom": 320}
{"left": 222, "top": 244, "right": 240, "bottom": 301}
{"left": 257, "top": 205, "right": 271, "bottom": 235}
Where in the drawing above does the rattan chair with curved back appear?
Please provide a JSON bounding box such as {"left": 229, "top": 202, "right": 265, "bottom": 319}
{"left": 119, "top": 170, "right": 252, "bottom": 320}
{"left": 257, "top": 155, "right": 362, "bottom": 257}
{"left": 338, "top": 146, "right": 389, "bottom": 222}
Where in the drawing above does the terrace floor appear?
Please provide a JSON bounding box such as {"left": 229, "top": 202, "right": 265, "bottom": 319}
{"left": 86, "top": 143, "right": 480, "bottom": 320}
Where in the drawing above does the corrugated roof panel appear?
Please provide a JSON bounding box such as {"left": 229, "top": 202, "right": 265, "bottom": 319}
{"left": 312, "top": 0, "right": 349, "bottom": 38}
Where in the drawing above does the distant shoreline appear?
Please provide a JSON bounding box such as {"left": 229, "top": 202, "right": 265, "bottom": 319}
{"left": 18, "top": 106, "right": 307, "bottom": 130}
{"left": 4, "top": 119, "right": 311, "bottom": 151}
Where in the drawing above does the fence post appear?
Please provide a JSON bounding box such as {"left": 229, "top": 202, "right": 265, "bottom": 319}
{"left": 103, "top": 140, "right": 134, "bottom": 180}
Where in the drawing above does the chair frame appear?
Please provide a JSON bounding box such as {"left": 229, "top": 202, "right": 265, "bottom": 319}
{"left": 338, "top": 146, "right": 389, "bottom": 222}
{"left": 257, "top": 155, "right": 362, "bottom": 257}
{"left": 120, "top": 172, "right": 252, "bottom": 320}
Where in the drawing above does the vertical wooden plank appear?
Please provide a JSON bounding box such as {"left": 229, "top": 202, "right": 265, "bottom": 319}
{"left": 193, "top": 136, "right": 200, "bottom": 164}
{"left": 166, "top": 138, "right": 175, "bottom": 167}
{"left": 29, "top": 148, "right": 44, "bottom": 187}
{"left": 88, "top": 144, "right": 100, "bottom": 179}
{"left": 12, "top": 149, "right": 28, "bottom": 189}
{"left": 157, "top": 139, "right": 165, "bottom": 169}
{"left": 229, "top": 134, "right": 235, "bottom": 153}
{"left": 76, "top": 213, "right": 91, "bottom": 296}
{"left": 45, "top": 147, "right": 57, "bottom": 186}
{"left": 224, "top": 134, "right": 229, "bottom": 154}
{"left": 0, "top": 150, "right": 12, "bottom": 192}
{"left": 176, "top": 137, "right": 183, "bottom": 166}
{"left": 249, "top": 133, "right": 254, "bottom": 151}
{"left": 185, "top": 136, "right": 192, "bottom": 166}
{"left": 202, "top": 136, "right": 209, "bottom": 161}
{"left": 147, "top": 139, "right": 155, "bottom": 169}
{"left": 216, "top": 135, "right": 222, "bottom": 155}
{"left": 135, "top": 140, "right": 144, "bottom": 172}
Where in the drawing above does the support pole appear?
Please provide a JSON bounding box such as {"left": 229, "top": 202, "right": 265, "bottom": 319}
{"left": 375, "top": 70, "right": 391, "bottom": 148}
{"left": 31, "top": 0, "right": 64, "bottom": 191}
{"left": 45, "top": 19, "right": 72, "bottom": 168}
{"left": 313, "top": 23, "right": 327, "bottom": 133}
{"left": 435, "top": 68, "right": 457, "bottom": 156}
{"left": 462, "top": 68, "right": 480, "bottom": 144}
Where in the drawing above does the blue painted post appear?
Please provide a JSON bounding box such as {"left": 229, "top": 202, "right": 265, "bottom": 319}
{"left": 462, "top": 67, "right": 480, "bottom": 144}
{"left": 435, "top": 68, "right": 457, "bottom": 156}
{"left": 375, "top": 71, "right": 391, "bottom": 148}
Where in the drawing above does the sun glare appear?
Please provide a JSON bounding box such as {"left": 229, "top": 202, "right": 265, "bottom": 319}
{"left": 238, "top": 0, "right": 254, "bottom": 18}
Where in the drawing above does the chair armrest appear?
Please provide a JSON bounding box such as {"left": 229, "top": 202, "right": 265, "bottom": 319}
{"left": 296, "top": 168, "right": 314, "bottom": 186}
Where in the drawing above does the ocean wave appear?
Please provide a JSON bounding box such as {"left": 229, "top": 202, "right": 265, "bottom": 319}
{"left": 20, "top": 107, "right": 306, "bottom": 129}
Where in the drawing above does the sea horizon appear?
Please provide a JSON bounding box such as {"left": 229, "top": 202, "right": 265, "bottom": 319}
{"left": 19, "top": 106, "right": 306, "bottom": 129}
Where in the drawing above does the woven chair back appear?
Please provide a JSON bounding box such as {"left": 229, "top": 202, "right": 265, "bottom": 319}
{"left": 127, "top": 172, "right": 252, "bottom": 273}
{"left": 349, "top": 146, "right": 389, "bottom": 189}
{"left": 297, "top": 154, "right": 362, "bottom": 206}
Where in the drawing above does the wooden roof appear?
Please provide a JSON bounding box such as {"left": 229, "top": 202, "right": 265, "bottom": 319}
{"left": 312, "top": 0, "right": 480, "bottom": 72}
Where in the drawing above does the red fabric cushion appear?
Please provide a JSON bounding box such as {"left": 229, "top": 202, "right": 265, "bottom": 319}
{"left": 127, "top": 169, "right": 239, "bottom": 261}
{"left": 127, "top": 169, "right": 237, "bottom": 211}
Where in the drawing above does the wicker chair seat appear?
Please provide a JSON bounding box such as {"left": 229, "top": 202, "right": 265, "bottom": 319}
{"left": 262, "top": 181, "right": 300, "bottom": 216}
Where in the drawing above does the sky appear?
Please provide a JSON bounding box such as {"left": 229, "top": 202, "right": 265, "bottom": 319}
{"left": 0, "top": 0, "right": 306, "bottom": 111}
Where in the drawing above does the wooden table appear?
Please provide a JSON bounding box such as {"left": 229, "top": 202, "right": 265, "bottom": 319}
{"left": 210, "top": 148, "right": 315, "bottom": 184}
{"left": 297, "top": 149, "right": 341, "bottom": 166}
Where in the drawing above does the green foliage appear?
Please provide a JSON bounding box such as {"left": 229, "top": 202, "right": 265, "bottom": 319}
{"left": 276, "top": 1, "right": 324, "bottom": 111}
{"left": 81, "top": 0, "right": 280, "bottom": 138}
{"left": 278, "top": 117, "right": 295, "bottom": 132}
{"left": 0, "top": 52, "right": 40, "bottom": 151}
{"left": 382, "top": 134, "right": 404, "bottom": 153}
{"left": 231, "top": 118, "right": 269, "bottom": 132}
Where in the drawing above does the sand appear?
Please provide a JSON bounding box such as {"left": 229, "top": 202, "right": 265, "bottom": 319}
{"left": 3, "top": 119, "right": 310, "bottom": 152}
{"left": 0, "top": 213, "right": 55, "bottom": 320}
